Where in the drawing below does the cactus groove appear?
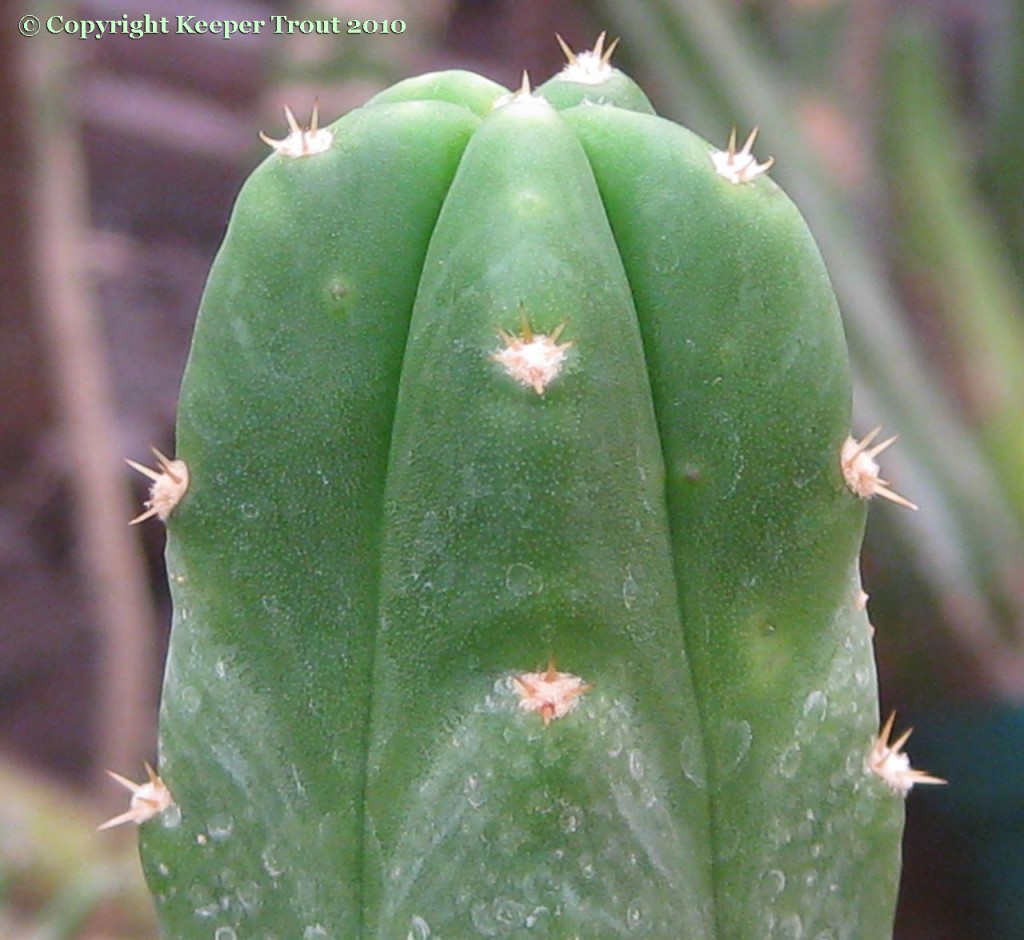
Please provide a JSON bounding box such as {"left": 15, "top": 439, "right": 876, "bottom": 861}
{"left": 134, "top": 40, "right": 916, "bottom": 940}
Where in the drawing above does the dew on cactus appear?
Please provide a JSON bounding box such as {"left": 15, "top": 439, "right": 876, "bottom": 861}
{"left": 116, "top": 32, "right": 944, "bottom": 940}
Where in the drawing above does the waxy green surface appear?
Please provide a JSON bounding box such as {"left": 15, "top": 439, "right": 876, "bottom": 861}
{"left": 141, "top": 63, "right": 904, "bottom": 940}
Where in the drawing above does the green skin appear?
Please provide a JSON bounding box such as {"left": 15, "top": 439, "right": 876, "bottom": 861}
{"left": 141, "top": 64, "right": 903, "bottom": 939}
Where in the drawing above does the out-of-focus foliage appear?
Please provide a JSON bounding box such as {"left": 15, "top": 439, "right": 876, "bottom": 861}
{"left": 0, "top": 758, "right": 155, "bottom": 940}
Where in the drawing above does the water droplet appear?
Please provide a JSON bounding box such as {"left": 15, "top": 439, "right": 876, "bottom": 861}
{"left": 181, "top": 686, "right": 201, "bottom": 715}
{"left": 470, "top": 902, "right": 494, "bottom": 934}
{"left": 261, "top": 848, "right": 284, "bottom": 878}
{"left": 524, "top": 906, "right": 549, "bottom": 928}
{"left": 854, "top": 792, "right": 880, "bottom": 824}
{"left": 207, "top": 814, "right": 234, "bottom": 842}
{"left": 802, "top": 690, "right": 828, "bottom": 723}
{"left": 465, "top": 774, "right": 486, "bottom": 808}
{"left": 674, "top": 735, "right": 704, "bottom": 789}
{"left": 236, "top": 881, "right": 261, "bottom": 912}
{"left": 559, "top": 805, "right": 583, "bottom": 833}
{"left": 605, "top": 723, "right": 625, "bottom": 759}
{"left": 473, "top": 897, "right": 526, "bottom": 933}
{"left": 505, "top": 563, "right": 543, "bottom": 597}
{"left": 214, "top": 660, "right": 227, "bottom": 680}
{"left": 161, "top": 803, "right": 182, "bottom": 829}
{"left": 187, "top": 883, "right": 214, "bottom": 907}
{"left": 767, "top": 815, "right": 790, "bottom": 848}
{"left": 626, "top": 901, "right": 644, "bottom": 928}
{"left": 622, "top": 570, "right": 639, "bottom": 610}
{"left": 214, "top": 928, "right": 237, "bottom": 940}
{"left": 290, "top": 763, "right": 306, "bottom": 797}
{"left": 717, "top": 719, "right": 753, "bottom": 777}
{"left": 406, "top": 915, "right": 430, "bottom": 940}
{"left": 779, "top": 743, "right": 802, "bottom": 778}
{"left": 329, "top": 277, "right": 350, "bottom": 302}
{"left": 844, "top": 748, "right": 865, "bottom": 778}
{"left": 303, "top": 926, "right": 329, "bottom": 940}
{"left": 627, "top": 748, "right": 645, "bottom": 781}
{"left": 503, "top": 898, "right": 528, "bottom": 925}
{"left": 240, "top": 502, "right": 259, "bottom": 520}
{"left": 758, "top": 869, "right": 786, "bottom": 901}
{"left": 776, "top": 913, "right": 804, "bottom": 939}
{"left": 494, "top": 674, "right": 518, "bottom": 697}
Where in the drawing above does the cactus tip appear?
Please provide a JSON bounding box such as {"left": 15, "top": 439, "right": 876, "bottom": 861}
{"left": 259, "top": 102, "right": 333, "bottom": 158}
{"left": 98, "top": 761, "right": 175, "bottom": 830}
{"left": 557, "top": 31, "right": 621, "bottom": 84}
{"left": 492, "top": 311, "right": 573, "bottom": 395}
{"left": 513, "top": 658, "right": 593, "bottom": 726}
{"left": 126, "top": 448, "right": 189, "bottom": 524}
{"left": 841, "top": 428, "right": 918, "bottom": 510}
{"left": 711, "top": 127, "right": 774, "bottom": 184}
{"left": 868, "top": 712, "right": 946, "bottom": 795}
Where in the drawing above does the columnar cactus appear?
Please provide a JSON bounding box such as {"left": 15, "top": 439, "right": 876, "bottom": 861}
{"left": 120, "top": 37, "right": 938, "bottom": 939}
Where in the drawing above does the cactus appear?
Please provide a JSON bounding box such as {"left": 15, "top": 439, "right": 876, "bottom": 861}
{"left": 119, "top": 38, "right": 940, "bottom": 940}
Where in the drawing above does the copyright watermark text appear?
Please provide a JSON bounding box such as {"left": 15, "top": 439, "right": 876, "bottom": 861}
{"left": 18, "top": 13, "right": 407, "bottom": 39}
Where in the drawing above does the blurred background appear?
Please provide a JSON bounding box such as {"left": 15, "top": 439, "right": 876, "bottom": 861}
{"left": 3, "top": 0, "right": 1024, "bottom": 937}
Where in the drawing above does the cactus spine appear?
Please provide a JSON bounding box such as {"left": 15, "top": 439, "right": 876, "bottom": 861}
{"left": 124, "top": 39, "right": 933, "bottom": 940}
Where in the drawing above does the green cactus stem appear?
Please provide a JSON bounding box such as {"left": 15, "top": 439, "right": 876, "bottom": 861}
{"left": 118, "top": 36, "right": 938, "bottom": 940}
